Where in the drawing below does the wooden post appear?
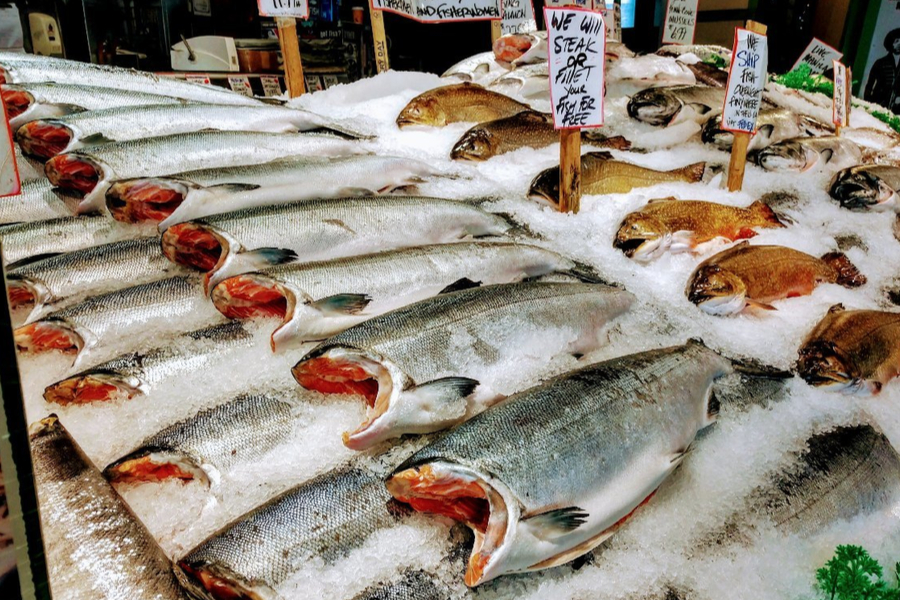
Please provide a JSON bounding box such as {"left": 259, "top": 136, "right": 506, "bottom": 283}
{"left": 370, "top": 5, "right": 390, "bottom": 73}
{"left": 559, "top": 129, "right": 581, "bottom": 213}
{"left": 491, "top": 21, "right": 503, "bottom": 44}
{"left": 726, "top": 19, "right": 767, "bottom": 192}
{"left": 276, "top": 17, "right": 306, "bottom": 97}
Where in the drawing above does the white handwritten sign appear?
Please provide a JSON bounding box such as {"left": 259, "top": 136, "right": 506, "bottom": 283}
{"left": 662, "top": 0, "right": 698, "bottom": 45}
{"left": 258, "top": 0, "right": 309, "bottom": 18}
{"left": 0, "top": 95, "right": 20, "bottom": 197}
{"left": 546, "top": 7, "right": 606, "bottom": 129}
{"left": 501, "top": 0, "right": 537, "bottom": 35}
{"left": 833, "top": 60, "right": 850, "bottom": 127}
{"left": 260, "top": 75, "right": 283, "bottom": 97}
{"left": 792, "top": 37, "right": 842, "bottom": 74}
{"left": 371, "top": 0, "right": 500, "bottom": 22}
{"left": 227, "top": 75, "right": 254, "bottom": 97}
{"left": 721, "top": 28, "right": 768, "bottom": 133}
{"left": 185, "top": 73, "right": 211, "bottom": 85}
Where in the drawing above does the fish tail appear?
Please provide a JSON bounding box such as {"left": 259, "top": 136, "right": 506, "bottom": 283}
{"left": 566, "top": 261, "right": 611, "bottom": 285}
{"left": 491, "top": 212, "right": 543, "bottom": 241}
{"left": 748, "top": 199, "right": 787, "bottom": 227}
{"left": 821, "top": 252, "right": 867, "bottom": 288}
{"left": 681, "top": 161, "right": 708, "bottom": 182}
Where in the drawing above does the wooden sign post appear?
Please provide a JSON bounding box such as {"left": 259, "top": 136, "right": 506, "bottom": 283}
{"left": 369, "top": 4, "right": 391, "bottom": 73}
{"left": 832, "top": 60, "right": 851, "bottom": 136}
{"left": 546, "top": 6, "right": 606, "bottom": 213}
{"left": 723, "top": 20, "right": 768, "bottom": 192}
{"left": 276, "top": 17, "right": 307, "bottom": 97}
{"left": 491, "top": 20, "right": 503, "bottom": 43}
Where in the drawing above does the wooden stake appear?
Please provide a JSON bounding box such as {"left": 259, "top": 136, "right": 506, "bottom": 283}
{"left": 370, "top": 5, "right": 390, "bottom": 73}
{"left": 726, "top": 20, "right": 767, "bottom": 192}
{"left": 491, "top": 21, "right": 503, "bottom": 44}
{"left": 276, "top": 17, "right": 306, "bottom": 97}
{"left": 559, "top": 129, "right": 581, "bottom": 213}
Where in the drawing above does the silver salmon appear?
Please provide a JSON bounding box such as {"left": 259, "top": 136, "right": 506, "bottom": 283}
{"left": 701, "top": 109, "right": 830, "bottom": 152}
{"left": 0, "top": 178, "right": 73, "bottom": 225}
{"left": 754, "top": 136, "right": 862, "bottom": 172}
{"left": 829, "top": 165, "right": 900, "bottom": 212}
{"left": 627, "top": 86, "right": 726, "bottom": 126}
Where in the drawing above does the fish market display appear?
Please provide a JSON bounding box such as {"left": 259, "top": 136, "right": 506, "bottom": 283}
{"left": 701, "top": 109, "right": 828, "bottom": 152}
{"left": 451, "top": 111, "right": 630, "bottom": 161}
{"left": 614, "top": 198, "right": 785, "bottom": 261}
{"left": 30, "top": 416, "right": 187, "bottom": 599}
{"left": 387, "top": 341, "right": 730, "bottom": 586}
{"left": 396, "top": 83, "right": 531, "bottom": 127}
{"left": 686, "top": 243, "right": 866, "bottom": 315}
{"left": 753, "top": 136, "right": 862, "bottom": 172}
{"left": 0, "top": 178, "right": 73, "bottom": 224}
{"left": 160, "top": 196, "right": 514, "bottom": 291}
{"left": 627, "top": 86, "right": 726, "bottom": 126}
{"left": 829, "top": 164, "right": 900, "bottom": 211}
{"left": 17, "top": 103, "right": 365, "bottom": 160}
{"left": 292, "top": 282, "right": 634, "bottom": 449}
{"left": 211, "top": 242, "right": 582, "bottom": 350}
{"left": 795, "top": 304, "right": 900, "bottom": 394}
{"left": 45, "top": 131, "right": 361, "bottom": 215}
{"left": 529, "top": 151, "right": 707, "bottom": 207}
{"left": 106, "top": 155, "right": 440, "bottom": 227}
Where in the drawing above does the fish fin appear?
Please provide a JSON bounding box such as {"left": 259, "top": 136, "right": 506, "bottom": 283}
{"left": 820, "top": 252, "right": 867, "bottom": 288}
{"left": 517, "top": 110, "right": 552, "bottom": 123}
{"left": 827, "top": 303, "right": 846, "bottom": 314}
{"left": 474, "top": 64, "right": 490, "bottom": 75}
{"left": 819, "top": 148, "right": 835, "bottom": 163}
{"left": 583, "top": 150, "right": 614, "bottom": 162}
{"left": 745, "top": 298, "right": 777, "bottom": 311}
{"left": 565, "top": 261, "right": 611, "bottom": 284}
{"left": 647, "top": 196, "right": 678, "bottom": 204}
{"left": 669, "top": 230, "right": 697, "bottom": 253}
{"left": 683, "top": 161, "right": 708, "bottom": 182}
{"left": 757, "top": 124, "right": 774, "bottom": 138}
{"left": 337, "top": 186, "right": 377, "bottom": 197}
{"left": 729, "top": 356, "right": 793, "bottom": 379}
{"left": 671, "top": 442, "right": 694, "bottom": 465}
{"left": 78, "top": 132, "right": 116, "bottom": 145}
{"left": 706, "top": 391, "right": 720, "bottom": 422}
{"left": 490, "top": 212, "right": 543, "bottom": 241}
{"left": 686, "top": 102, "right": 712, "bottom": 115}
{"left": 244, "top": 248, "right": 299, "bottom": 268}
{"left": 439, "top": 278, "right": 482, "bottom": 294}
{"left": 748, "top": 199, "right": 786, "bottom": 227}
{"left": 311, "top": 293, "right": 372, "bottom": 315}
{"left": 207, "top": 183, "right": 262, "bottom": 194}
{"left": 6, "top": 253, "right": 61, "bottom": 269}
{"left": 524, "top": 507, "right": 589, "bottom": 537}
{"left": 408, "top": 377, "right": 479, "bottom": 406}
{"left": 528, "top": 526, "right": 617, "bottom": 571}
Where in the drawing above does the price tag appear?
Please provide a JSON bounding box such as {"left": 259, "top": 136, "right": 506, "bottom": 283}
{"left": 546, "top": 7, "right": 606, "bottom": 129}
{"left": 833, "top": 60, "right": 850, "bottom": 127}
{"left": 258, "top": 0, "right": 309, "bottom": 19}
{"left": 305, "top": 75, "right": 323, "bottom": 92}
{"left": 185, "top": 73, "right": 211, "bottom": 85}
{"left": 501, "top": 0, "right": 537, "bottom": 35}
{"left": 792, "top": 37, "right": 842, "bottom": 74}
{"left": 662, "top": 0, "right": 698, "bottom": 45}
{"left": 721, "top": 27, "right": 768, "bottom": 133}
{"left": 227, "top": 76, "right": 254, "bottom": 97}
{"left": 0, "top": 95, "right": 20, "bottom": 197}
{"left": 260, "top": 75, "right": 283, "bottom": 97}
{"left": 371, "top": 0, "right": 500, "bottom": 22}
{"left": 322, "top": 74, "right": 341, "bottom": 88}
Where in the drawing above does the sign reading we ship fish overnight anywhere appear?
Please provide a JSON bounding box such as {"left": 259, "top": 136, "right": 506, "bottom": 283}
{"left": 662, "top": 0, "right": 698, "bottom": 45}
{"left": 258, "top": 0, "right": 309, "bottom": 18}
{"left": 721, "top": 27, "right": 768, "bottom": 134}
{"left": 546, "top": 8, "right": 606, "bottom": 129}
{"left": 371, "top": 0, "right": 500, "bottom": 22}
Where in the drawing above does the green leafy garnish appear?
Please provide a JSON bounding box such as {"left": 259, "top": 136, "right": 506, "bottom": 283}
{"left": 815, "top": 545, "right": 900, "bottom": 600}
{"left": 773, "top": 63, "right": 834, "bottom": 97}
{"left": 703, "top": 54, "right": 727, "bottom": 69}
{"left": 871, "top": 110, "right": 900, "bottom": 135}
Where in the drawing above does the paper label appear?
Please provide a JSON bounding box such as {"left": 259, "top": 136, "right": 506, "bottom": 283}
{"left": 305, "top": 75, "right": 323, "bottom": 92}
{"left": 501, "top": 0, "right": 537, "bottom": 34}
{"left": 833, "top": 60, "right": 850, "bottom": 127}
{"left": 227, "top": 76, "right": 254, "bottom": 97}
{"left": 185, "top": 73, "right": 211, "bottom": 85}
{"left": 258, "top": 0, "right": 309, "bottom": 19}
{"left": 721, "top": 28, "right": 768, "bottom": 134}
{"left": 546, "top": 7, "right": 606, "bottom": 129}
{"left": 662, "top": 0, "right": 698, "bottom": 45}
{"left": 260, "top": 75, "right": 282, "bottom": 97}
{"left": 371, "top": 0, "right": 500, "bottom": 22}
{"left": 792, "top": 37, "right": 842, "bottom": 74}
{"left": 0, "top": 95, "right": 20, "bottom": 197}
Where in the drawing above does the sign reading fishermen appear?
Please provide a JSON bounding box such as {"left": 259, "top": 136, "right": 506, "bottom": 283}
{"left": 662, "top": 0, "right": 698, "bottom": 45}
{"left": 258, "top": 0, "right": 309, "bottom": 18}
{"left": 371, "top": 0, "right": 500, "bottom": 22}
{"left": 721, "top": 27, "right": 768, "bottom": 133}
{"left": 546, "top": 7, "right": 606, "bottom": 128}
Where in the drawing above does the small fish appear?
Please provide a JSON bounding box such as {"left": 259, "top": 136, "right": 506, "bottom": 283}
{"left": 795, "top": 304, "right": 900, "bottom": 394}
{"left": 43, "top": 131, "right": 361, "bottom": 215}
{"left": 627, "top": 86, "right": 725, "bottom": 126}
{"left": 754, "top": 136, "right": 862, "bottom": 172}
{"left": 104, "top": 391, "right": 296, "bottom": 487}
{"left": 441, "top": 52, "right": 509, "bottom": 82}
{"left": 528, "top": 151, "right": 707, "bottom": 207}
{"left": 686, "top": 243, "right": 866, "bottom": 316}
{"left": 211, "top": 242, "right": 582, "bottom": 351}
{"left": 387, "top": 341, "right": 730, "bottom": 586}
{"left": 607, "top": 55, "right": 697, "bottom": 87}
{"left": 14, "top": 275, "right": 224, "bottom": 365}
{"left": 829, "top": 165, "right": 900, "bottom": 212}
{"left": 30, "top": 416, "right": 188, "bottom": 599}
{"left": 614, "top": 198, "right": 785, "bottom": 261}
{"left": 0, "top": 178, "right": 73, "bottom": 225}
{"left": 396, "top": 83, "right": 531, "bottom": 128}
{"left": 43, "top": 321, "right": 253, "bottom": 405}
{"left": 702, "top": 109, "right": 829, "bottom": 152}
{"left": 160, "top": 196, "right": 515, "bottom": 292}
{"left": 451, "top": 111, "right": 631, "bottom": 161}
{"left": 105, "top": 155, "right": 440, "bottom": 227}
{"left": 292, "top": 282, "right": 634, "bottom": 450}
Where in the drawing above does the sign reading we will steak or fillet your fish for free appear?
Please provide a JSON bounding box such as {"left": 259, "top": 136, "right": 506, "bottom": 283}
{"left": 722, "top": 28, "right": 768, "bottom": 134}
{"left": 372, "top": 0, "right": 500, "bottom": 22}
{"left": 546, "top": 8, "right": 606, "bottom": 129}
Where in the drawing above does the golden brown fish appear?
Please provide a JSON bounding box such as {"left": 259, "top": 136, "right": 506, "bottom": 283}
{"left": 796, "top": 304, "right": 900, "bottom": 394}
{"left": 528, "top": 151, "right": 707, "bottom": 207}
{"left": 614, "top": 198, "right": 785, "bottom": 261}
{"left": 686, "top": 242, "right": 866, "bottom": 315}
{"left": 450, "top": 110, "right": 631, "bottom": 161}
{"left": 396, "top": 83, "right": 530, "bottom": 128}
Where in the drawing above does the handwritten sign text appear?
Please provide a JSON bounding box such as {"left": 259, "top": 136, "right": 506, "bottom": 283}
{"left": 721, "top": 28, "right": 768, "bottom": 133}
{"left": 502, "top": 0, "right": 537, "bottom": 34}
{"left": 833, "top": 60, "right": 850, "bottom": 127}
{"left": 546, "top": 7, "right": 606, "bottom": 129}
{"left": 258, "top": 0, "right": 309, "bottom": 18}
{"left": 371, "top": 0, "right": 500, "bottom": 22}
{"left": 793, "top": 37, "right": 842, "bottom": 74}
{"left": 662, "top": 0, "right": 698, "bottom": 45}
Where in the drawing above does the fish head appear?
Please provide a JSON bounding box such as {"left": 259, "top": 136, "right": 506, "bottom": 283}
{"left": 44, "top": 367, "right": 145, "bottom": 405}
{"left": 795, "top": 340, "right": 865, "bottom": 393}
{"left": 15, "top": 119, "right": 75, "bottom": 160}
{"left": 106, "top": 177, "right": 192, "bottom": 224}
{"left": 44, "top": 151, "right": 110, "bottom": 214}
{"left": 755, "top": 141, "right": 815, "bottom": 172}
{"left": 162, "top": 222, "right": 230, "bottom": 274}
{"left": 396, "top": 95, "right": 446, "bottom": 128}
{"left": 626, "top": 88, "right": 682, "bottom": 126}
{"left": 14, "top": 317, "right": 85, "bottom": 358}
{"left": 686, "top": 264, "right": 748, "bottom": 315}
{"left": 5, "top": 274, "right": 50, "bottom": 314}
{"left": 700, "top": 116, "right": 733, "bottom": 149}
{"left": 451, "top": 128, "right": 497, "bottom": 161}
{"left": 176, "top": 560, "right": 274, "bottom": 600}
{"left": 104, "top": 446, "right": 213, "bottom": 487}
{"left": 527, "top": 167, "right": 560, "bottom": 207}
{"left": 1, "top": 85, "right": 34, "bottom": 122}
{"left": 829, "top": 169, "right": 898, "bottom": 212}
{"left": 614, "top": 212, "right": 672, "bottom": 261}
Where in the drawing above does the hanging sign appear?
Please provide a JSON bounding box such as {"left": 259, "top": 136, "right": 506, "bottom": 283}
{"left": 546, "top": 7, "right": 606, "bottom": 128}
{"left": 258, "top": 0, "right": 310, "bottom": 19}
{"left": 260, "top": 75, "right": 283, "bottom": 97}
{"left": 792, "top": 37, "right": 842, "bottom": 74}
{"left": 371, "top": 0, "right": 500, "bottom": 22}
{"left": 0, "top": 96, "right": 19, "bottom": 197}
{"left": 227, "top": 75, "right": 254, "bottom": 97}
{"left": 721, "top": 27, "right": 768, "bottom": 133}
{"left": 662, "top": 0, "right": 698, "bottom": 45}
{"left": 501, "top": 0, "right": 537, "bottom": 34}
{"left": 833, "top": 60, "right": 851, "bottom": 128}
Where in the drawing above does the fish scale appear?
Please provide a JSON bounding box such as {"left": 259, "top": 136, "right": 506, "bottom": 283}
{"left": 0, "top": 178, "right": 72, "bottom": 224}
